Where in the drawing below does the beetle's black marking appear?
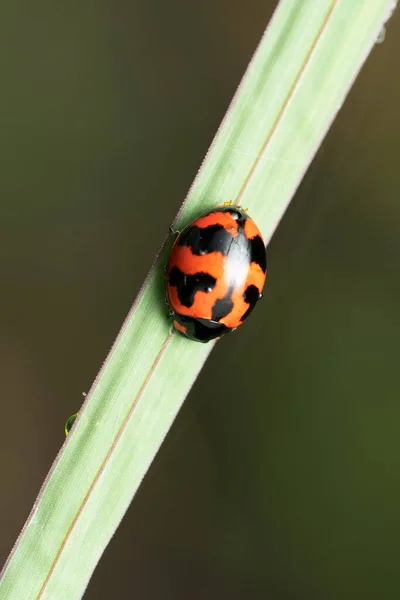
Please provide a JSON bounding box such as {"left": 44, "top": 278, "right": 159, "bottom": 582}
{"left": 214, "top": 206, "right": 248, "bottom": 221}
{"left": 178, "top": 225, "right": 234, "bottom": 256}
{"left": 227, "top": 208, "right": 246, "bottom": 224}
{"left": 172, "top": 313, "right": 231, "bottom": 343}
{"left": 193, "top": 319, "right": 230, "bottom": 342}
{"left": 249, "top": 235, "right": 267, "bottom": 273}
{"left": 211, "top": 288, "right": 234, "bottom": 321}
{"left": 241, "top": 285, "right": 261, "bottom": 321}
{"left": 169, "top": 266, "right": 216, "bottom": 308}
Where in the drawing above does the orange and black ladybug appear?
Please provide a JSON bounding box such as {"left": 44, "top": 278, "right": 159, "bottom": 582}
{"left": 166, "top": 205, "right": 267, "bottom": 342}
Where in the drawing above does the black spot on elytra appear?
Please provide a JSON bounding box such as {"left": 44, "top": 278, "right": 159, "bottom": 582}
{"left": 215, "top": 206, "right": 247, "bottom": 221}
{"left": 169, "top": 266, "right": 216, "bottom": 308}
{"left": 227, "top": 208, "right": 246, "bottom": 224}
{"left": 249, "top": 235, "right": 267, "bottom": 273}
{"left": 179, "top": 225, "right": 234, "bottom": 256}
{"left": 193, "top": 318, "right": 230, "bottom": 342}
{"left": 173, "top": 313, "right": 231, "bottom": 342}
{"left": 241, "top": 285, "right": 261, "bottom": 321}
{"left": 211, "top": 290, "right": 234, "bottom": 321}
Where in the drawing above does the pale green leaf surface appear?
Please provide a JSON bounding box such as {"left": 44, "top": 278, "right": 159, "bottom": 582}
{"left": 1, "top": 0, "right": 396, "bottom": 598}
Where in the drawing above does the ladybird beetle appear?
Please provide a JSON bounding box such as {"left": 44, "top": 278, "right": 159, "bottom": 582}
{"left": 166, "top": 205, "right": 267, "bottom": 342}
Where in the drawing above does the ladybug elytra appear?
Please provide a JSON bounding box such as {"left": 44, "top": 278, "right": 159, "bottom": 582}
{"left": 166, "top": 205, "right": 267, "bottom": 342}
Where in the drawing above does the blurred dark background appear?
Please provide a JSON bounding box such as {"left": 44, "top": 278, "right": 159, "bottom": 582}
{"left": 1, "top": 1, "right": 400, "bottom": 598}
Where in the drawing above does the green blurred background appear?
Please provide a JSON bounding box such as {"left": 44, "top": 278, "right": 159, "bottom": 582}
{"left": 1, "top": 1, "right": 400, "bottom": 598}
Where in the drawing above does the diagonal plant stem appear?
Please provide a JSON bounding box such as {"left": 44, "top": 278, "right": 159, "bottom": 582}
{"left": 36, "top": 332, "right": 173, "bottom": 598}
{"left": 234, "top": 0, "right": 338, "bottom": 208}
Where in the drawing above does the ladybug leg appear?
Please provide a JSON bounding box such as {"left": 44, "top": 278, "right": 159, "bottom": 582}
{"left": 164, "top": 285, "right": 171, "bottom": 306}
{"left": 223, "top": 200, "right": 233, "bottom": 206}
{"left": 169, "top": 226, "right": 180, "bottom": 238}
